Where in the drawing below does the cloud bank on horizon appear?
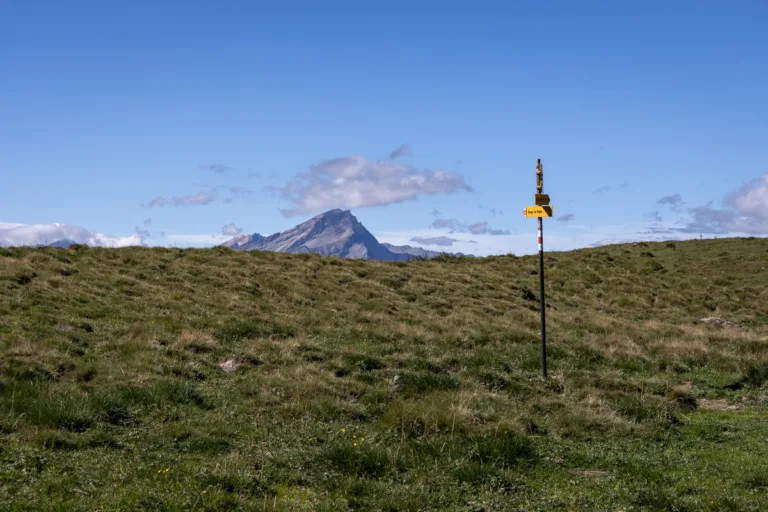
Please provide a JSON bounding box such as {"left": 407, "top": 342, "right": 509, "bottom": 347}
{"left": 0, "top": 222, "right": 144, "bottom": 248}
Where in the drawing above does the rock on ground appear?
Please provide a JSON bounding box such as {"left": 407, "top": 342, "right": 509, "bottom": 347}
{"left": 697, "top": 317, "right": 744, "bottom": 328}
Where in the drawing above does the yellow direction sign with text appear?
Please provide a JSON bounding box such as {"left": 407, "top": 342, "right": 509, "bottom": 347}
{"left": 535, "top": 194, "right": 550, "bottom": 206}
{"left": 524, "top": 205, "right": 553, "bottom": 218}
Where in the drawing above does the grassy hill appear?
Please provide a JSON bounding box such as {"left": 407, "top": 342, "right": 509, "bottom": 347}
{"left": 0, "top": 238, "right": 766, "bottom": 511}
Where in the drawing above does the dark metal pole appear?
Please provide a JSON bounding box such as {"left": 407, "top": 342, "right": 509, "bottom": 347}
{"left": 538, "top": 216, "right": 547, "bottom": 380}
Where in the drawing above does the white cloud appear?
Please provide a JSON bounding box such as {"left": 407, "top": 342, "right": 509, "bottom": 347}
{"left": 410, "top": 236, "right": 458, "bottom": 247}
{"left": 730, "top": 174, "right": 768, "bottom": 221}
{"left": 221, "top": 223, "right": 242, "bottom": 236}
{"left": 679, "top": 173, "right": 768, "bottom": 234}
{"left": 378, "top": 230, "right": 485, "bottom": 255}
{"left": 145, "top": 191, "right": 218, "bottom": 208}
{"left": 174, "top": 192, "right": 217, "bottom": 206}
{"left": 0, "top": 222, "right": 144, "bottom": 248}
{"left": 431, "top": 218, "right": 510, "bottom": 235}
{"left": 431, "top": 218, "right": 463, "bottom": 231}
{"left": 278, "top": 153, "right": 472, "bottom": 217}
{"left": 468, "top": 221, "right": 510, "bottom": 235}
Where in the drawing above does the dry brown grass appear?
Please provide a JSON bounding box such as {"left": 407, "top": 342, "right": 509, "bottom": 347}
{"left": 176, "top": 329, "right": 218, "bottom": 352}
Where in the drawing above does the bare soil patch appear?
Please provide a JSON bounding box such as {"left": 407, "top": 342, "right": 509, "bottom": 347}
{"left": 698, "top": 399, "right": 740, "bottom": 411}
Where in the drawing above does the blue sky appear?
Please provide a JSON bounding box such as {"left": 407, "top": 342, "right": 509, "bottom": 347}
{"left": 2, "top": 1, "right": 767, "bottom": 255}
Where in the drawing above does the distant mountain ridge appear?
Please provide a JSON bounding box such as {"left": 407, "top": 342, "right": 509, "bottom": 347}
{"left": 221, "top": 209, "right": 469, "bottom": 260}
{"left": 45, "top": 239, "right": 78, "bottom": 248}
{"left": 381, "top": 243, "right": 472, "bottom": 259}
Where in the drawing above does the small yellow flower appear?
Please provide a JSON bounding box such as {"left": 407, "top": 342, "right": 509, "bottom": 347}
{"left": 353, "top": 442, "right": 357, "bottom": 447}
{"left": 165, "top": 468, "right": 169, "bottom": 473}
{"left": 361, "top": 438, "right": 365, "bottom": 441}
{"left": 341, "top": 429, "right": 346, "bottom": 433}
{"left": 157, "top": 470, "right": 161, "bottom": 473}
{"left": 353, "top": 435, "right": 356, "bottom": 439}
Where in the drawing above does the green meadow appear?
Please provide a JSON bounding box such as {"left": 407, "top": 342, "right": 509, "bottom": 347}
{"left": 0, "top": 238, "right": 766, "bottom": 511}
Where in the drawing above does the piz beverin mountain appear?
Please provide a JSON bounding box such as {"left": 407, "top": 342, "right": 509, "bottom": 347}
{"left": 221, "top": 209, "right": 464, "bottom": 260}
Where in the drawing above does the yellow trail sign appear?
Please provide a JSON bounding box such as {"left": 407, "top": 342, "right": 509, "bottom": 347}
{"left": 523, "top": 205, "right": 553, "bottom": 218}
{"left": 535, "top": 194, "right": 550, "bottom": 206}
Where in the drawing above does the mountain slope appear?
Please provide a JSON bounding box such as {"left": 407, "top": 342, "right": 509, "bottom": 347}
{"left": 219, "top": 233, "right": 265, "bottom": 250}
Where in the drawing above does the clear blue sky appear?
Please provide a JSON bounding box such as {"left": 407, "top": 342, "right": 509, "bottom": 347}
{"left": 2, "top": 1, "right": 767, "bottom": 254}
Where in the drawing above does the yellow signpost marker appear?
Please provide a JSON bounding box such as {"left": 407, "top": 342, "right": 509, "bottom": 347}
{"left": 524, "top": 159, "right": 553, "bottom": 380}
{"left": 523, "top": 205, "right": 553, "bottom": 218}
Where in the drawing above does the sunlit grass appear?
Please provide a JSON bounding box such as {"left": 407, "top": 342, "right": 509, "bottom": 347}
{"left": 0, "top": 239, "right": 766, "bottom": 510}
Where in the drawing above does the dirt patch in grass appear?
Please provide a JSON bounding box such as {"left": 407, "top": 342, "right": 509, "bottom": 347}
{"left": 698, "top": 399, "right": 741, "bottom": 410}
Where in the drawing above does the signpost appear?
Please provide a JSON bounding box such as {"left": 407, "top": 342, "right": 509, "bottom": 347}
{"left": 522, "top": 159, "right": 551, "bottom": 380}
{"left": 523, "top": 205, "right": 553, "bottom": 218}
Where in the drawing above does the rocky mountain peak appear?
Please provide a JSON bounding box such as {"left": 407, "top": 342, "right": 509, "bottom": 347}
{"left": 220, "top": 209, "right": 469, "bottom": 260}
